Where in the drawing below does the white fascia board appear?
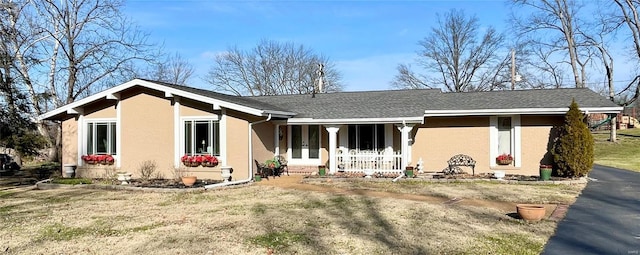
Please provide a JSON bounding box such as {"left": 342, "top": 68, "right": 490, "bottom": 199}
{"left": 263, "top": 110, "right": 297, "bottom": 118}
{"left": 424, "top": 107, "right": 623, "bottom": 117}
{"left": 39, "top": 79, "right": 295, "bottom": 120}
{"left": 581, "top": 107, "right": 624, "bottom": 114}
{"left": 39, "top": 79, "right": 149, "bottom": 120}
{"left": 287, "top": 117, "right": 424, "bottom": 125}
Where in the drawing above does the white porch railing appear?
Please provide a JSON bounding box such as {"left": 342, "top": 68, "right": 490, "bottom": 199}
{"left": 335, "top": 149, "right": 403, "bottom": 174}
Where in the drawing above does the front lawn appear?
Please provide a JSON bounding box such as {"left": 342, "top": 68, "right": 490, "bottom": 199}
{"left": 594, "top": 128, "right": 640, "bottom": 172}
{"left": 0, "top": 180, "right": 584, "bottom": 255}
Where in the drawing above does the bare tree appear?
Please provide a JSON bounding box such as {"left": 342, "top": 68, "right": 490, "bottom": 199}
{"left": 35, "top": 0, "right": 155, "bottom": 105}
{"left": 612, "top": 0, "right": 640, "bottom": 105}
{"left": 150, "top": 52, "right": 195, "bottom": 85}
{"left": 2, "top": 0, "right": 157, "bottom": 161}
{"left": 511, "top": 0, "right": 589, "bottom": 88}
{"left": 205, "top": 39, "right": 342, "bottom": 96}
{"left": 392, "top": 9, "right": 504, "bottom": 92}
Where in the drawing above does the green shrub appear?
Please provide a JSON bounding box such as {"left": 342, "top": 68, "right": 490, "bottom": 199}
{"left": 552, "top": 100, "right": 594, "bottom": 177}
{"left": 52, "top": 178, "right": 92, "bottom": 185}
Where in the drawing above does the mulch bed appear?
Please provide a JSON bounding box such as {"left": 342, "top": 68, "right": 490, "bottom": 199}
{"left": 121, "top": 179, "right": 223, "bottom": 189}
{"left": 305, "top": 171, "right": 580, "bottom": 182}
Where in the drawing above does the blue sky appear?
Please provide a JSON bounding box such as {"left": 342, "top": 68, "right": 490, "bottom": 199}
{"left": 123, "top": 0, "right": 513, "bottom": 91}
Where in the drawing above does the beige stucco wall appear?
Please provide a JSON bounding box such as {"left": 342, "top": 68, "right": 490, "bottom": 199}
{"left": 320, "top": 127, "right": 329, "bottom": 166}
{"left": 84, "top": 100, "right": 117, "bottom": 118}
{"left": 226, "top": 110, "right": 252, "bottom": 180}
{"left": 251, "top": 119, "right": 275, "bottom": 173}
{"left": 118, "top": 89, "right": 174, "bottom": 178}
{"left": 180, "top": 98, "right": 216, "bottom": 116}
{"left": 519, "top": 115, "right": 563, "bottom": 175}
{"left": 413, "top": 117, "right": 489, "bottom": 173}
{"left": 61, "top": 118, "right": 78, "bottom": 166}
{"left": 412, "top": 115, "right": 564, "bottom": 176}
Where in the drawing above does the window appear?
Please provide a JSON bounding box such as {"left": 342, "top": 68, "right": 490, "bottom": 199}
{"left": 86, "top": 121, "right": 117, "bottom": 155}
{"left": 184, "top": 119, "right": 220, "bottom": 156}
{"left": 497, "top": 117, "right": 512, "bottom": 155}
{"left": 348, "top": 124, "right": 385, "bottom": 151}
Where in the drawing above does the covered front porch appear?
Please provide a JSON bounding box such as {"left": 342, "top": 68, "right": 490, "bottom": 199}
{"left": 272, "top": 122, "right": 419, "bottom": 174}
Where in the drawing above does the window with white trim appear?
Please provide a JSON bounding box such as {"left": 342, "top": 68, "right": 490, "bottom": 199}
{"left": 184, "top": 119, "right": 220, "bottom": 156}
{"left": 347, "top": 124, "right": 385, "bottom": 151}
{"left": 86, "top": 121, "right": 117, "bottom": 155}
{"left": 490, "top": 115, "right": 521, "bottom": 167}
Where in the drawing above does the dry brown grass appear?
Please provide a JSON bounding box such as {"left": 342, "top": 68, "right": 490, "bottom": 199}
{"left": 308, "top": 179, "right": 585, "bottom": 204}
{"left": 0, "top": 180, "right": 583, "bottom": 255}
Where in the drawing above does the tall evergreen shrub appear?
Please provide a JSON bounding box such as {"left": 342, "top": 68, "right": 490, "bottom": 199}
{"left": 552, "top": 100, "right": 594, "bottom": 177}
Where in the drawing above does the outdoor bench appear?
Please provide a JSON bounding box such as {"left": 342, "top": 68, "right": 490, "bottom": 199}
{"left": 447, "top": 154, "right": 476, "bottom": 175}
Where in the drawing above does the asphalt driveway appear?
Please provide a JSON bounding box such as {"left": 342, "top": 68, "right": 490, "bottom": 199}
{"left": 542, "top": 165, "right": 640, "bottom": 255}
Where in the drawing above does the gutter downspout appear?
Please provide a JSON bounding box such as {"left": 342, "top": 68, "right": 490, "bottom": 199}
{"left": 204, "top": 114, "right": 272, "bottom": 190}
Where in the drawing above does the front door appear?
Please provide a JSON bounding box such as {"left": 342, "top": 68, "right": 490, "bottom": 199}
{"left": 288, "top": 125, "right": 321, "bottom": 165}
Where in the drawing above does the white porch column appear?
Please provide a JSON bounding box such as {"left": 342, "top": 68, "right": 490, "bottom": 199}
{"left": 325, "top": 125, "right": 340, "bottom": 174}
{"left": 396, "top": 124, "right": 415, "bottom": 169}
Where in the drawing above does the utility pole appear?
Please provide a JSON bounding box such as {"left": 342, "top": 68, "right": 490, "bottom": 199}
{"left": 510, "top": 49, "right": 521, "bottom": 90}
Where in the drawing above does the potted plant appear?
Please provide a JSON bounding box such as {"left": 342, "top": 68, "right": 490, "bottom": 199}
{"left": 317, "top": 165, "right": 326, "bottom": 176}
{"left": 175, "top": 167, "right": 197, "bottom": 187}
{"left": 496, "top": 153, "right": 514, "bottom": 165}
{"left": 201, "top": 155, "right": 219, "bottom": 167}
{"left": 539, "top": 164, "right": 552, "bottom": 181}
{"left": 264, "top": 159, "right": 280, "bottom": 170}
{"left": 82, "top": 155, "right": 97, "bottom": 165}
{"left": 405, "top": 166, "right": 415, "bottom": 178}
{"left": 103, "top": 155, "right": 115, "bottom": 165}
{"left": 182, "top": 154, "right": 218, "bottom": 167}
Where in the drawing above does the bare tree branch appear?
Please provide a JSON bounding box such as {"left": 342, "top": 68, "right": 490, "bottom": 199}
{"left": 205, "top": 39, "right": 342, "bottom": 96}
{"left": 392, "top": 9, "right": 504, "bottom": 92}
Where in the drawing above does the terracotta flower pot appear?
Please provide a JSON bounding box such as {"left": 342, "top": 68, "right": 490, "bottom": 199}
{"left": 181, "top": 176, "right": 197, "bottom": 187}
{"left": 516, "top": 204, "right": 546, "bottom": 221}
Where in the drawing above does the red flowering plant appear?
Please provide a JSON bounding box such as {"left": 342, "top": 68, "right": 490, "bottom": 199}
{"left": 496, "top": 154, "right": 513, "bottom": 161}
{"left": 201, "top": 155, "right": 219, "bottom": 167}
{"left": 81, "top": 154, "right": 114, "bottom": 165}
{"left": 496, "top": 153, "right": 514, "bottom": 165}
{"left": 181, "top": 155, "right": 219, "bottom": 167}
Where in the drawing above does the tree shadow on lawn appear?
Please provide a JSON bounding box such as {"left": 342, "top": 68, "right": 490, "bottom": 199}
{"left": 249, "top": 187, "right": 553, "bottom": 254}
{"left": 248, "top": 189, "right": 436, "bottom": 254}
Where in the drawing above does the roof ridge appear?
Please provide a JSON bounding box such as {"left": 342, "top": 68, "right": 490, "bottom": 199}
{"left": 246, "top": 88, "right": 442, "bottom": 99}
{"left": 445, "top": 88, "right": 591, "bottom": 95}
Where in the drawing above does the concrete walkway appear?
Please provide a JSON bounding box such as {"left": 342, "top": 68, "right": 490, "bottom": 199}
{"left": 542, "top": 165, "right": 640, "bottom": 255}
